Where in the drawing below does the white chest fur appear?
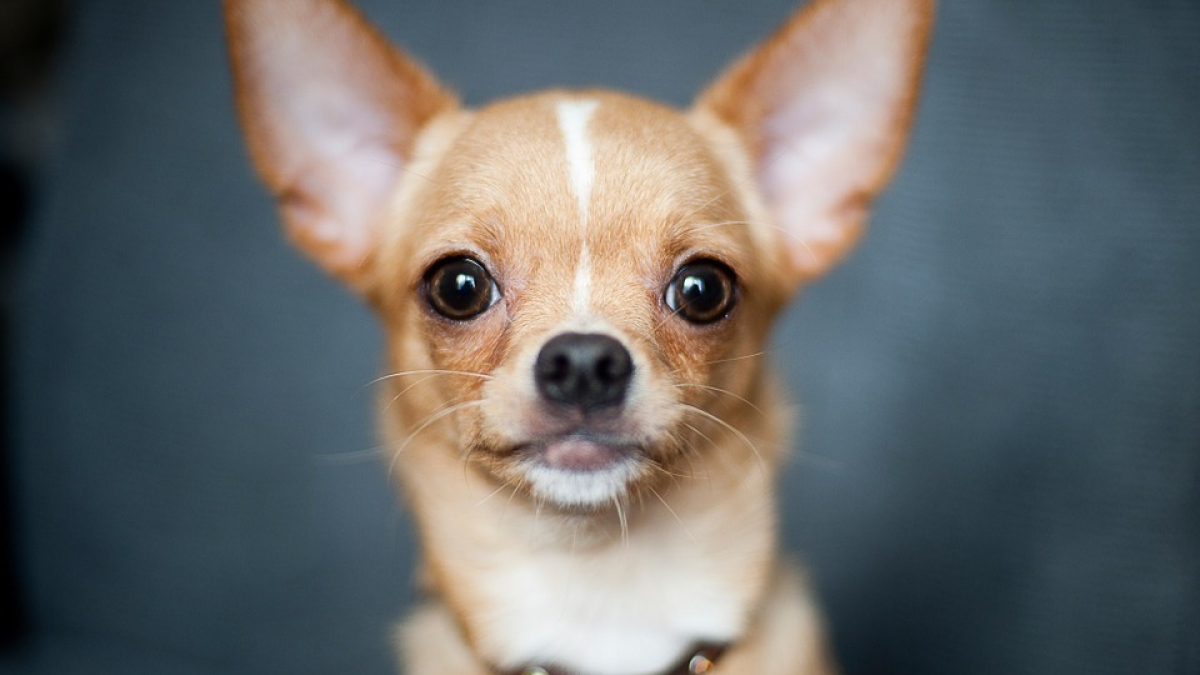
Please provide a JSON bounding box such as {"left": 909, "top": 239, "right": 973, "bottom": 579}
{"left": 469, "top": 513, "right": 758, "bottom": 675}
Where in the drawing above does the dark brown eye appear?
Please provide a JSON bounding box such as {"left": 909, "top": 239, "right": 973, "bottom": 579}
{"left": 664, "top": 260, "right": 736, "bottom": 324}
{"left": 424, "top": 257, "right": 499, "bottom": 320}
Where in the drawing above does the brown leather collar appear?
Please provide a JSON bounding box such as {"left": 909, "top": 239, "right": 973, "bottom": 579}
{"left": 499, "top": 642, "right": 729, "bottom": 675}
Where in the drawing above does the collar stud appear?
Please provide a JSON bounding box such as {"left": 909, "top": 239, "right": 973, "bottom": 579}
{"left": 687, "top": 653, "right": 716, "bottom": 674}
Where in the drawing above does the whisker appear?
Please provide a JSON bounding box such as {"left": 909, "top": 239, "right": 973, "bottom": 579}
{"left": 665, "top": 351, "right": 770, "bottom": 387}
{"left": 650, "top": 459, "right": 694, "bottom": 482}
{"left": 460, "top": 444, "right": 479, "bottom": 484}
{"left": 613, "top": 497, "right": 629, "bottom": 546}
{"left": 683, "top": 421, "right": 716, "bottom": 450}
{"left": 678, "top": 423, "right": 714, "bottom": 488}
{"left": 683, "top": 421, "right": 749, "bottom": 492}
{"left": 653, "top": 301, "right": 688, "bottom": 332}
{"left": 372, "top": 158, "right": 444, "bottom": 188}
{"left": 386, "top": 399, "right": 485, "bottom": 478}
{"left": 383, "top": 373, "right": 441, "bottom": 412}
{"left": 686, "top": 407, "right": 841, "bottom": 476}
{"left": 674, "top": 382, "right": 768, "bottom": 418}
{"left": 475, "top": 480, "right": 512, "bottom": 508}
{"left": 679, "top": 403, "right": 767, "bottom": 478}
{"left": 503, "top": 478, "right": 523, "bottom": 526}
{"left": 368, "top": 369, "right": 493, "bottom": 388}
{"left": 660, "top": 467, "right": 683, "bottom": 492}
{"left": 675, "top": 185, "right": 742, "bottom": 229}
{"left": 702, "top": 351, "right": 767, "bottom": 366}
{"left": 648, "top": 487, "right": 696, "bottom": 544}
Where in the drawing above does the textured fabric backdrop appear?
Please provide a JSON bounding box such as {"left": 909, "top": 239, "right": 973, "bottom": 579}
{"left": 4, "top": 1, "right": 1198, "bottom": 674}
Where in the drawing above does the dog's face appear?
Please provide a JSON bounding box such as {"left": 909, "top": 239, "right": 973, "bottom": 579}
{"left": 226, "top": 0, "right": 932, "bottom": 509}
{"left": 369, "top": 93, "right": 791, "bottom": 508}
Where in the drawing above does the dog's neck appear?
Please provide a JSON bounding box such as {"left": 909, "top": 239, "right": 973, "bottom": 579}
{"left": 387, "top": 376, "right": 788, "bottom": 675}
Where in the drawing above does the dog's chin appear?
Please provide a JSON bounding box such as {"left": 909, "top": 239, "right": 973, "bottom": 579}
{"left": 516, "top": 438, "right": 645, "bottom": 509}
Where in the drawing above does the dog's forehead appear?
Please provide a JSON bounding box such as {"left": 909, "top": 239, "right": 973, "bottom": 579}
{"left": 426, "top": 91, "right": 744, "bottom": 257}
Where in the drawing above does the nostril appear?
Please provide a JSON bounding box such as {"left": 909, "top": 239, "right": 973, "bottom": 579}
{"left": 547, "top": 354, "right": 571, "bottom": 381}
{"left": 596, "top": 355, "right": 615, "bottom": 381}
{"left": 595, "top": 350, "right": 631, "bottom": 385}
{"left": 534, "top": 332, "right": 634, "bottom": 411}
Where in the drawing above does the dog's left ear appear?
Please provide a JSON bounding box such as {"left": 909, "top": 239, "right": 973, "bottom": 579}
{"left": 696, "top": 0, "right": 934, "bottom": 288}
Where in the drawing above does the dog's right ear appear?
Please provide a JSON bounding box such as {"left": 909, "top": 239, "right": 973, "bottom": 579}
{"left": 225, "top": 0, "right": 456, "bottom": 290}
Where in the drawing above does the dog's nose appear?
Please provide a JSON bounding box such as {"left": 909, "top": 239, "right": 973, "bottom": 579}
{"left": 534, "top": 333, "right": 633, "bottom": 411}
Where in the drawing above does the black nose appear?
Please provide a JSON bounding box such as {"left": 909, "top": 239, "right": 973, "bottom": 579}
{"left": 534, "top": 333, "right": 634, "bottom": 411}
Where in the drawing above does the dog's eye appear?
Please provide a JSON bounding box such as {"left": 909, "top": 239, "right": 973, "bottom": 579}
{"left": 664, "top": 260, "right": 736, "bottom": 324}
{"left": 424, "top": 257, "right": 499, "bottom": 320}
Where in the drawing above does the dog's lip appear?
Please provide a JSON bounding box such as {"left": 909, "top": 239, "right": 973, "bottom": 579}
{"left": 521, "top": 435, "right": 638, "bottom": 473}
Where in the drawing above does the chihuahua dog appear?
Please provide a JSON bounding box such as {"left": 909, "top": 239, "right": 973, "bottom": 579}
{"left": 225, "top": 0, "right": 931, "bottom": 673}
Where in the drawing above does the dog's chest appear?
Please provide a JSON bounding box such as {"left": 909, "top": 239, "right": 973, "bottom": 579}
{"left": 472, "top": 530, "right": 747, "bottom": 675}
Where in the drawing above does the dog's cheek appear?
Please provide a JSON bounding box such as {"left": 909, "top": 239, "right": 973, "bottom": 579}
{"left": 434, "top": 305, "right": 509, "bottom": 366}
{"left": 667, "top": 312, "right": 773, "bottom": 438}
{"left": 658, "top": 317, "right": 739, "bottom": 386}
{"left": 399, "top": 308, "right": 509, "bottom": 439}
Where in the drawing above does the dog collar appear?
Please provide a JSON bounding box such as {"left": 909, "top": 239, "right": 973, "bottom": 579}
{"left": 500, "top": 642, "right": 729, "bottom": 675}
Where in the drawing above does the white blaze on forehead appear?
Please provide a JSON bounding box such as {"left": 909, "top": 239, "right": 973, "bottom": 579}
{"left": 556, "top": 98, "right": 599, "bottom": 315}
{"left": 557, "top": 99, "right": 599, "bottom": 219}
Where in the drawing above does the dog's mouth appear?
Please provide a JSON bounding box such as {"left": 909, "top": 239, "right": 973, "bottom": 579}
{"left": 510, "top": 434, "right": 647, "bottom": 508}
{"left": 523, "top": 435, "right": 637, "bottom": 472}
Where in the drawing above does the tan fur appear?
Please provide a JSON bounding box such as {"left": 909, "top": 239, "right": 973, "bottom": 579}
{"left": 224, "top": 1, "right": 933, "bottom": 673}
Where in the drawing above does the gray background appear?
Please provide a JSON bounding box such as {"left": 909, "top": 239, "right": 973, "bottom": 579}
{"left": 4, "top": 0, "right": 1199, "bottom": 674}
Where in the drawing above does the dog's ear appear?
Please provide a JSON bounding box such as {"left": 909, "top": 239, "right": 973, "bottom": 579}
{"left": 225, "top": 0, "right": 456, "bottom": 290}
{"left": 696, "top": 0, "right": 933, "bottom": 287}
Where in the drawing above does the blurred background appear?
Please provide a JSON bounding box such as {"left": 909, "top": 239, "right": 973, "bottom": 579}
{"left": 1, "top": 0, "right": 1198, "bottom": 674}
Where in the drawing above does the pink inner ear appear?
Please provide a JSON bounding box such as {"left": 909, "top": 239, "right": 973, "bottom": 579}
{"left": 280, "top": 92, "right": 407, "bottom": 268}
{"left": 759, "top": 107, "right": 883, "bottom": 277}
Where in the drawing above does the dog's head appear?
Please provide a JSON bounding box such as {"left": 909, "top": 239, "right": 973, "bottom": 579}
{"left": 226, "top": 0, "right": 932, "bottom": 510}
